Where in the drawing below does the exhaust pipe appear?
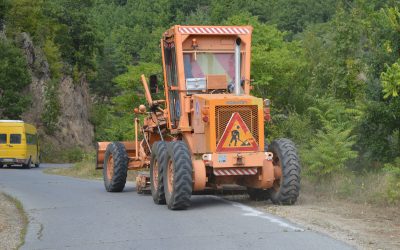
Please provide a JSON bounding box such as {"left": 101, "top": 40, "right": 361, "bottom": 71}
{"left": 234, "top": 38, "right": 242, "bottom": 96}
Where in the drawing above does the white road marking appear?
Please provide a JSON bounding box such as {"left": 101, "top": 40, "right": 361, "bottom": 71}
{"left": 211, "top": 196, "right": 304, "bottom": 232}
{"left": 232, "top": 203, "right": 304, "bottom": 232}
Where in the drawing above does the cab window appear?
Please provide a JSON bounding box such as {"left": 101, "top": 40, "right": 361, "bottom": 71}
{"left": 10, "top": 134, "right": 21, "bottom": 144}
{"left": 26, "top": 134, "right": 37, "bottom": 145}
{"left": 0, "top": 134, "right": 6, "bottom": 144}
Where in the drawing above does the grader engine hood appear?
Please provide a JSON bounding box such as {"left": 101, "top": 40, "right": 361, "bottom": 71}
{"left": 192, "top": 94, "right": 264, "bottom": 153}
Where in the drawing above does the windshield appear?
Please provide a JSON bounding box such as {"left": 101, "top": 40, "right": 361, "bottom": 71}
{"left": 184, "top": 53, "right": 235, "bottom": 82}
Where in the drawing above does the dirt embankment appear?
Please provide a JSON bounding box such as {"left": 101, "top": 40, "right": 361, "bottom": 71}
{"left": 0, "top": 193, "right": 28, "bottom": 250}
{"left": 251, "top": 194, "right": 400, "bottom": 250}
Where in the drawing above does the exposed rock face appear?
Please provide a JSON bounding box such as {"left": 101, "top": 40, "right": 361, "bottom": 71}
{"left": 17, "top": 33, "right": 47, "bottom": 126}
{"left": 18, "top": 33, "right": 94, "bottom": 149}
{"left": 56, "top": 76, "right": 94, "bottom": 148}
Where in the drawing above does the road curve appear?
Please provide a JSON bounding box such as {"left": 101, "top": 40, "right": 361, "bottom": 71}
{"left": 0, "top": 164, "right": 353, "bottom": 250}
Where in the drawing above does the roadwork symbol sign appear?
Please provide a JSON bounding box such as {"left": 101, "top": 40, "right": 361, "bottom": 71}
{"left": 216, "top": 112, "right": 258, "bottom": 152}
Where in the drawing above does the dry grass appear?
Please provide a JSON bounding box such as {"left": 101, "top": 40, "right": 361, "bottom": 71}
{"left": 302, "top": 171, "right": 395, "bottom": 206}
{"left": 43, "top": 159, "right": 102, "bottom": 180}
{"left": 43, "top": 159, "right": 139, "bottom": 182}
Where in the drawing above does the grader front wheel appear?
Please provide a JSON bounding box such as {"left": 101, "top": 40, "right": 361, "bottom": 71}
{"left": 163, "top": 141, "right": 192, "bottom": 210}
{"left": 103, "top": 142, "right": 128, "bottom": 192}
{"left": 150, "top": 141, "right": 168, "bottom": 205}
{"left": 269, "top": 138, "right": 301, "bottom": 205}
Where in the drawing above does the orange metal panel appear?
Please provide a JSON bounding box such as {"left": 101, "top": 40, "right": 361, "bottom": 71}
{"left": 192, "top": 159, "right": 206, "bottom": 191}
{"left": 95, "top": 141, "right": 136, "bottom": 169}
{"left": 160, "top": 39, "right": 172, "bottom": 130}
{"left": 210, "top": 151, "right": 266, "bottom": 168}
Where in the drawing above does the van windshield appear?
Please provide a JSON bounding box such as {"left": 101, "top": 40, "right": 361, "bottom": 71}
{"left": 0, "top": 134, "right": 6, "bottom": 144}
{"left": 10, "top": 134, "right": 21, "bottom": 144}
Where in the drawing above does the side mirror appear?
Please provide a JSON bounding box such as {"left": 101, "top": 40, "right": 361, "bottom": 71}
{"left": 149, "top": 75, "right": 158, "bottom": 94}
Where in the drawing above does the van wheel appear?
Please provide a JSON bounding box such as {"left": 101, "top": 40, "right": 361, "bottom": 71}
{"left": 0, "top": 164, "right": 3, "bottom": 168}
{"left": 35, "top": 163, "right": 40, "bottom": 168}
{"left": 22, "top": 158, "right": 31, "bottom": 169}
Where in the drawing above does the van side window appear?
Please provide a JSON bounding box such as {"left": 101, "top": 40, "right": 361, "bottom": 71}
{"left": 26, "top": 134, "right": 37, "bottom": 145}
{"left": 10, "top": 134, "right": 21, "bottom": 144}
{"left": 0, "top": 134, "right": 6, "bottom": 144}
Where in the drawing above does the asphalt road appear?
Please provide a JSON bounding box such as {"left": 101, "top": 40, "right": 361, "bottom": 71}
{"left": 0, "top": 164, "right": 353, "bottom": 250}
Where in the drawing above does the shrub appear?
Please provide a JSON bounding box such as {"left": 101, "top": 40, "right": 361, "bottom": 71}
{"left": 383, "top": 157, "right": 400, "bottom": 204}
{"left": 302, "top": 123, "right": 358, "bottom": 181}
{"left": 0, "top": 39, "right": 31, "bottom": 118}
{"left": 301, "top": 97, "right": 359, "bottom": 181}
{"left": 41, "top": 79, "right": 60, "bottom": 134}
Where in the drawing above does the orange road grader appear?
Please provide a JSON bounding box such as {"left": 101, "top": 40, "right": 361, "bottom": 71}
{"left": 96, "top": 25, "right": 301, "bottom": 210}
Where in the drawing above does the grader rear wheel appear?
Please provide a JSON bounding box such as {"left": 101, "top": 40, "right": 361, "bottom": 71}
{"left": 150, "top": 141, "right": 168, "bottom": 205}
{"left": 269, "top": 138, "right": 301, "bottom": 205}
{"left": 163, "top": 141, "right": 192, "bottom": 210}
{"left": 103, "top": 142, "right": 128, "bottom": 192}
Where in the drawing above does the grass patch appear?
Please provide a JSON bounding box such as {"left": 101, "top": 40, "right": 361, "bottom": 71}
{"left": 43, "top": 154, "right": 102, "bottom": 180}
{"left": 40, "top": 140, "right": 87, "bottom": 163}
{"left": 43, "top": 153, "right": 138, "bottom": 181}
{"left": 302, "top": 171, "right": 397, "bottom": 206}
{"left": 3, "top": 193, "right": 28, "bottom": 250}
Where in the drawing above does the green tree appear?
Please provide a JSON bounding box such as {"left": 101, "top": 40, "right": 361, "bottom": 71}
{"left": 92, "top": 63, "right": 161, "bottom": 141}
{"left": 301, "top": 97, "right": 359, "bottom": 180}
{"left": 0, "top": 39, "right": 31, "bottom": 118}
{"left": 225, "top": 13, "right": 309, "bottom": 113}
{"left": 381, "top": 60, "right": 400, "bottom": 98}
{"left": 44, "top": 0, "right": 102, "bottom": 74}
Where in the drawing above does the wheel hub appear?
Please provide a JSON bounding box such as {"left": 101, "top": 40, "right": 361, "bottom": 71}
{"left": 167, "top": 160, "right": 174, "bottom": 193}
{"left": 107, "top": 155, "right": 114, "bottom": 180}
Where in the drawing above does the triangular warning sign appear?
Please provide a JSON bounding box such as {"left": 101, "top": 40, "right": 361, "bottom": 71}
{"left": 216, "top": 112, "right": 259, "bottom": 152}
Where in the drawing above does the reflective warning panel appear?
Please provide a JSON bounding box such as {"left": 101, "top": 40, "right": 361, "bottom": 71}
{"left": 216, "top": 112, "right": 259, "bottom": 152}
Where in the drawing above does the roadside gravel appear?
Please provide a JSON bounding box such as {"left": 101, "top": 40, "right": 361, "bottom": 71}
{"left": 0, "top": 193, "right": 27, "bottom": 250}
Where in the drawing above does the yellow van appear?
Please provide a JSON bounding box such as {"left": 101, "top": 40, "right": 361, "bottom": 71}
{"left": 0, "top": 120, "right": 40, "bottom": 168}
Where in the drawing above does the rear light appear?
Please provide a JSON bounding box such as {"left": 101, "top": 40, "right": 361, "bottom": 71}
{"left": 264, "top": 108, "right": 271, "bottom": 122}
{"left": 202, "top": 107, "right": 210, "bottom": 123}
{"left": 263, "top": 99, "right": 271, "bottom": 122}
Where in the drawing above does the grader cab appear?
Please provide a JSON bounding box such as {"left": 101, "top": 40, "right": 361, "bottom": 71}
{"left": 96, "top": 25, "right": 301, "bottom": 210}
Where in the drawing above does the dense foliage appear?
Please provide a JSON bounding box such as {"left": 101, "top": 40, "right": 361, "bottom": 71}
{"left": 1, "top": 0, "right": 399, "bottom": 188}
{"left": 0, "top": 39, "right": 31, "bottom": 118}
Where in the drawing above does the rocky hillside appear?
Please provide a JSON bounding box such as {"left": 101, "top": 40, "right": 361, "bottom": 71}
{"left": 17, "top": 33, "right": 94, "bottom": 149}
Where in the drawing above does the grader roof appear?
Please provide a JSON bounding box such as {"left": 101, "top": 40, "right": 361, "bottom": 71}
{"left": 177, "top": 26, "right": 252, "bottom": 35}
{"left": 164, "top": 25, "right": 253, "bottom": 38}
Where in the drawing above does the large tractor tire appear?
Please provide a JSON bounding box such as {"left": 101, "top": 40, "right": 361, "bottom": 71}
{"left": 150, "top": 141, "right": 168, "bottom": 205}
{"left": 163, "top": 141, "right": 193, "bottom": 210}
{"left": 269, "top": 138, "right": 301, "bottom": 205}
{"left": 103, "top": 142, "right": 128, "bottom": 192}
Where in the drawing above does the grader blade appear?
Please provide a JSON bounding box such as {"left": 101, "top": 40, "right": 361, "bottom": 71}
{"left": 95, "top": 141, "right": 137, "bottom": 169}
